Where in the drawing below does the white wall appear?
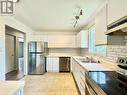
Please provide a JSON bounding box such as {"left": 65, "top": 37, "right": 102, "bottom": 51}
{"left": 0, "top": 18, "right": 6, "bottom": 80}
{"left": 0, "top": 16, "right": 34, "bottom": 80}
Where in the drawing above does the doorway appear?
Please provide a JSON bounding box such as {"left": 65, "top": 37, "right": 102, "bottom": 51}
{"left": 5, "top": 26, "right": 25, "bottom": 80}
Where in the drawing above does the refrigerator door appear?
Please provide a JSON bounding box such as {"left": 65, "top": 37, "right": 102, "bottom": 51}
{"left": 29, "top": 42, "right": 36, "bottom": 52}
{"left": 36, "top": 42, "right": 43, "bottom": 52}
{"left": 28, "top": 53, "right": 46, "bottom": 74}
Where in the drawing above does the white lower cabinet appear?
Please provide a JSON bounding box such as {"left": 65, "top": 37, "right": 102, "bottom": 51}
{"left": 72, "top": 58, "right": 86, "bottom": 95}
{"left": 46, "top": 57, "right": 59, "bottom": 72}
{"left": 47, "top": 57, "right": 52, "bottom": 72}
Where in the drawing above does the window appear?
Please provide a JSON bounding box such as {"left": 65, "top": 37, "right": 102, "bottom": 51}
{"left": 89, "top": 26, "right": 106, "bottom": 54}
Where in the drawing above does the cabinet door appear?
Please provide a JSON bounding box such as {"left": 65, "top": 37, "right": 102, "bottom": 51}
{"left": 81, "top": 31, "right": 88, "bottom": 48}
{"left": 47, "top": 35, "right": 76, "bottom": 48}
{"left": 79, "top": 65, "right": 86, "bottom": 95}
{"left": 72, "top": 59, "right": 86, "bottom": 95}
{"left": 76, "top": 31, "right": 88, "bottom": 48}
{"left": 52, "top": 58, "right": 59, "bottom": 72}
{"left": 46, "top": 57, "right": 52, "bottom": 72}
{"left": 72, "top": 59, "right": 76, "bottom": 77}
{"left": 75, "top": 62, "right": 80, "bottom": 88}
{"left": 107, "top": 0, "right": 127, "bottom": 25}
{"left": 95, "top": 5, "right": 107, "bottom": 45}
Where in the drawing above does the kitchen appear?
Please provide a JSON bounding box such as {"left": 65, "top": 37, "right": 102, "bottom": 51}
{"left": 0, "top": 0, "right": 127, "bottom": 95}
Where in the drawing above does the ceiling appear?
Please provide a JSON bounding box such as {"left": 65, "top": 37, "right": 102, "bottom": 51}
{"left": 14, "top": 0, "right": 106, "bottom": 31}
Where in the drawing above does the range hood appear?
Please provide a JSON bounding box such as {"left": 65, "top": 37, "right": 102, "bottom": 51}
{"left": 106, "top": 16, "right": 127, "bottom": 35}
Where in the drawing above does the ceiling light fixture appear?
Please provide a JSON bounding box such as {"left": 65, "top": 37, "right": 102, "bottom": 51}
{"left": 8, "top": 0, "right": 20, "bottom": 3}
{"left": 73, "top": 9, "right": 83, "bottom": 28}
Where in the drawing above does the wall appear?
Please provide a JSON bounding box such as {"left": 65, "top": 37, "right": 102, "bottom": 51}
{"left": 106, "top": 45, "right": 127, "bottom": 62}
{"left": 105, "top": 36, "right": 127, "bottom": 62}
{"left": 0, "top": 18, "right": 6, "bottom": 80}
{"left": 81, "top": 45, "right": 127, "bottom": 63}
{"left": 97, "top": 36, "right": 127, "bottom": 62}
{"left": 0, "top": 16, "right": 34, "bottom": 80}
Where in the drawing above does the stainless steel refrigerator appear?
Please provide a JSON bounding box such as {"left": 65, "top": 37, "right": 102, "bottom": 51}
{"left": 28, "top": 41, "right": 48, "bottom": 75}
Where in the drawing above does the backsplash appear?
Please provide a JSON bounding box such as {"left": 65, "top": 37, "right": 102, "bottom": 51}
{"left": 106, "top": 45, "right": 127, "bottom": 62}
{"left": 49, "top": 48, "right": 81, "bottom": 56}
{"left": 81, "top": 46, "right": 127, "bottom": 63}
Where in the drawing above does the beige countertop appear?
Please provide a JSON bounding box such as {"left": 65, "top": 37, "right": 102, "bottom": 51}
{"left": 46, "top": 54, "right": 81, "bottom": 57}
{"left": 72, "top": 56, "right": 118, "bottom": 71}
{"left": 46, "top": 54, "right": 118, "bottom": 71}
{"left": 0, "top": 81, "right": 25, "bottom": 95}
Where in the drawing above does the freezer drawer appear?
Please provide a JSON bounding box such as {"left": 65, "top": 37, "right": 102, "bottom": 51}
{"left": 28, "top": 53, "right": 46, "bottom": 75}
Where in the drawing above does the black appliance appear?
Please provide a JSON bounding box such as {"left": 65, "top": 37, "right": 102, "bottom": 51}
{"left": 59, "top": 57, "right": 70, "bottom": 72}
{"left": 86, "top": 71, "right": 127, "bottom": 95}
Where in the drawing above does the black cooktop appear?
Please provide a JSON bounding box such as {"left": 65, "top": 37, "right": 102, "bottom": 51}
{"left": 88, "top": 71, "right": 127, "bottom": 95}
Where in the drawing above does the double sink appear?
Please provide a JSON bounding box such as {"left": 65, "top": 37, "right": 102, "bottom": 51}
{"left": 76, "top": 57, "right": 98, "bottom": 64}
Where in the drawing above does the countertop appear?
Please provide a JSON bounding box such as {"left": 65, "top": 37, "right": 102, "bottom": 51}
{"left": 46, "top": 55, "right": 118, "bottom": 71}
{"left": 72, "top": 57, "right": 118, "bottom": 71}
{"left": 46, "top": 54, "right": 81, "bottom": 57}
{"left": 88, "top": 71, "right": 127, "bottom": 95}
{"left": 0, "top": 81, "right": 25, "bottom": 95}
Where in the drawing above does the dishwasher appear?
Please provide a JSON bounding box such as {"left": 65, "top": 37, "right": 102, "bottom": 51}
{"left": 59, "top": 57, "right": 70, "bottom": 72}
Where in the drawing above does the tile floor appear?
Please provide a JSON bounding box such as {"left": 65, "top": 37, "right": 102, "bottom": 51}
{"left": 24, "top": 73, "right": 79, "bottom": 95}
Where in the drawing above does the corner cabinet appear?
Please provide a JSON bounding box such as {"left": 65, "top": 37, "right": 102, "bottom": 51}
{"left": 107, "top": 0, "right": 127, "bottom": 25}
{"left": 95, "top": 5, "right": 107, "bottom": 45}
{"left": 76, "top": 30, "right": 88, "bottom": 48}
{"left": 46, "top": 57, "right": 59, "bottom": 72}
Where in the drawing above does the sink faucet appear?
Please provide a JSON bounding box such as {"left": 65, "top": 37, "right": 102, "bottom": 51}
{"left": 86, "top": 57, "right": 93, "bottom": 62}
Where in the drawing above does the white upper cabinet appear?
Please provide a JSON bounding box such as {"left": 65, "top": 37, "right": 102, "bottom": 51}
{"left": 107, "top": 0, "right": 127, "bottom": 25}
{"left": 32, "top": 34, "right": 77, "bottom": 48}
{"left": 95, "top": 5, "right": 107, "bottom": 45}
{"left": 76, "top": 30, "right": 88, "bottom": 48}
{"left": 48, "top": 35, "right": 76, "bottom": 48}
